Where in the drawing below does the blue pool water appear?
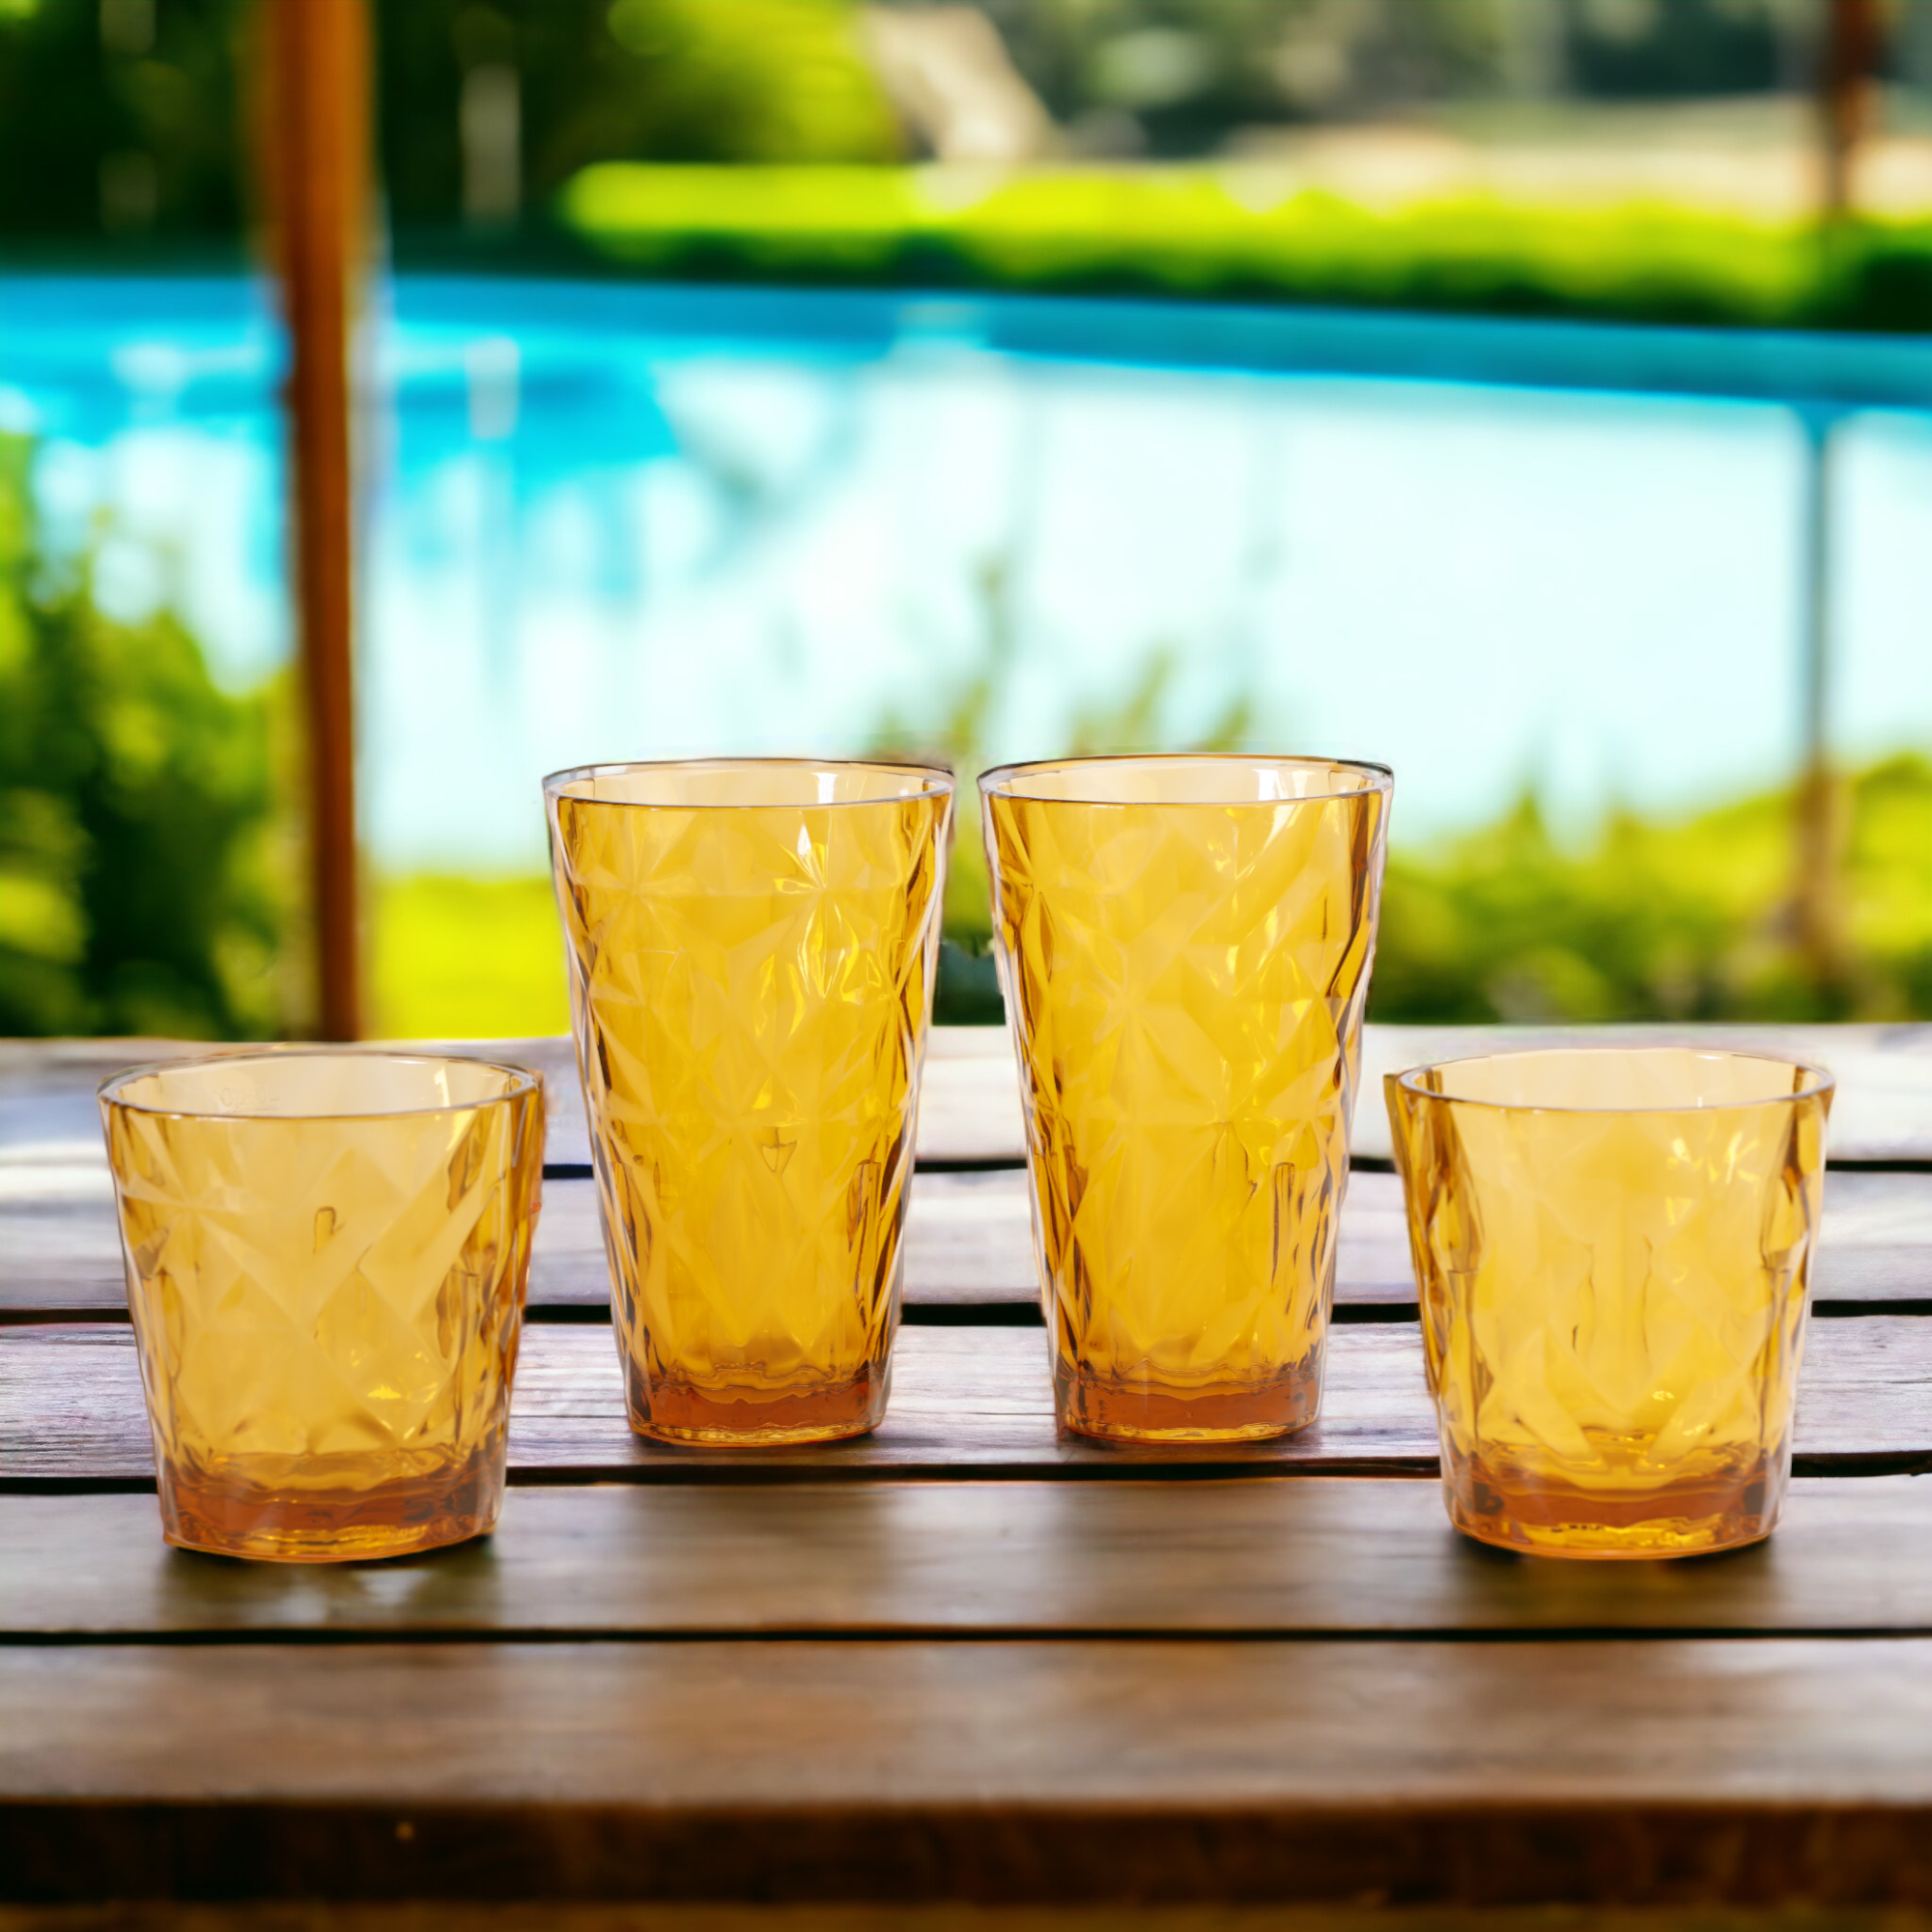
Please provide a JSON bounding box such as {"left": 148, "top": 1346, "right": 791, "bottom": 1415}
{"left": 3, "top": 274, "right": 1929, "bottom": 870}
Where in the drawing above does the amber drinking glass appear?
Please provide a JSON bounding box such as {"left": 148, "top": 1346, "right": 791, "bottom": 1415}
{"left": 99, "top": 1051, "right": 544, "bottom": 1562}
{"left": 982, "top": 754, "right": 1392, "bottom": 1442}
{"left": 1387, "top": 1048, "right": 1833, "bottom": 1558}
{"left": 546, "top": 758, "right": 953, "bottom": 1445}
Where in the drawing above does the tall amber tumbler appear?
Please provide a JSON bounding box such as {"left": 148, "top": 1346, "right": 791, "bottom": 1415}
{"left": 1387, "top": 1048, "right": 1833, "bottom": 1558}
{"left": 99, "top": 1051, "right": 544, "bottom": 1561}
{"left": 982, "top": 754, "right": 1392, "bottom": 1442}
{"left": 547, "top": 758, "right": 953, "bottom": 1444}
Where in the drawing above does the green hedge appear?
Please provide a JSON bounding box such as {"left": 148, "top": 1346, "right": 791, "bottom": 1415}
{"left": 0, "top": 436, "right": 285, "bottom": 1037}
{"left": 558, "top": 162, "right": 1932, "bottom": 330}
{"left": 1369, "top": 763, "right": 1932, "bottom": 1026}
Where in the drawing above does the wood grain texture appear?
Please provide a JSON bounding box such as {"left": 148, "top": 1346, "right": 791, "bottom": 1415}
{"left": 0, "top": 1156, "right": 1058, "bottom": 1319}
{"left": 11, "top": 1639, "right": 1932, "bottom": 1903}
{"left": 459, "top": 1170, "right": 1423, "bottom": 1316}
{"left": 10, "top": 1023, "right": 1932, "bottom": 1173}
{"left": 518, "top": 1170, "right": 1056, "bottom": 1315}
{"left": 882, "top": 1170, "right": 1408, "bottom": 1312}
{"left": 10, "top": 1318, "right": 1932, "bottom": 1488}
{"left": 12, "top": 1167, "right": 1928, "bottom": 1321}
{"left": 0, "top": 1032, "right": 1016, "bottom": 1175}
{"left": 0, "top": 1323, "right": 1434, "bottom": 1484}
{"left": 11, "top": 1476, "right": 1932, "bottom": 1640}
{"left": 9, "top": 1024, "right": 1932, "bottom": 1918}
{"left": 1355, "top": 1022, "right": 1932, "bottom": 1168}
{"left": 0, "top": 1037, "right": 585, "bottom": 1179}
{"left": 9, "top": 1912, "right": 1925, "bottom": 1932}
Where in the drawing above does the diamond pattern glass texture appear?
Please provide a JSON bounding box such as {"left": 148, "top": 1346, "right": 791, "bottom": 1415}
{"left": 982, "top": 755, "right": 1391, "bottom": 1442}
{"left": 1387, "top": 1048, "right": 1833, "bottom": 1558}
{"left": 547, "top": 759, "right": 952, "bottom": 1444}
{"left": 99, "top": 1052, "right": 544, "bottom": 1562}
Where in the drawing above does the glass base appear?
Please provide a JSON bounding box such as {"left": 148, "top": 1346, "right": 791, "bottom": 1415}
{"left": 1445, "top": 1454, "right": 1784, "bottom": 1559}
{"left": 1054, "top": 1356, "right": 1322, "bottom": 1444}
{"left": 625, "top": 1361, "right": 891, "bottom": 1446}
{"left": 158, "top": 1452, "right": 504, "bottom": 1563}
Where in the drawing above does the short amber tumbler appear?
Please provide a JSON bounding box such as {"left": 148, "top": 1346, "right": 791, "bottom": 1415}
{"left": 1386, "top": 1048, "right": 1833, "bottom": 1558}
{"left": 982, "top": 754, "right": 1392, "bottom": 1442}
{"left": 546, "top": 758, "right": 953, "bottom": 1445}
{"left": 99, "top": 1051, "right": 544, "bottom": 1562}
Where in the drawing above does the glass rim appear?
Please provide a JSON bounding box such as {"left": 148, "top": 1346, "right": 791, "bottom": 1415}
{"left": 1392, "top": 1044, "right": 1835, "bottom": 1116}
{"left": 542, "top": 755, "right": 957, "bottom": 809}
{"left": 97, "top": 1048, "right": 544, "bottom": 1122}
{"left": 978, "top": 752, "right": 1394, "bottom": 805}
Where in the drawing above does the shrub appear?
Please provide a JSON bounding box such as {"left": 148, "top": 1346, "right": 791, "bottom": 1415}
{"left": 0, "top": 433, "right": 285, "bottom": 1037}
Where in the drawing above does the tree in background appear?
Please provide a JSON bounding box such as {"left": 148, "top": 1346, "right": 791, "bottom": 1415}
{"left": 0, "top": 0, "right": 243, "bottom": 245}
{"left": 379, "top": 0, "right": 902, "bottom": 235}
{"left": 0, "top": 435, "right": 284, "bottom": 1037}
{"left": 1, "top": 0, "right": 1888, "bottom": 248}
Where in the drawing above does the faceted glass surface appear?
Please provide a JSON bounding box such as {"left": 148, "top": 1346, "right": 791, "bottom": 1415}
{"left": 1387, "top": 1047, "right": 1833, "bottom": 1558}
{"left": 547, "top": 758, "right": 952, "bottom": 1445}
{"left": 982, "top": 755, "right": 1391, "bottom": 1442}
{"left": 99, "top": 1052, "right": 544, "bottom": 1562}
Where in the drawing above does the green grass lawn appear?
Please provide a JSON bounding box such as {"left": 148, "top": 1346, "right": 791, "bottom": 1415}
{"left": 370, "top": 874, "right": 572, "bottom": 1041}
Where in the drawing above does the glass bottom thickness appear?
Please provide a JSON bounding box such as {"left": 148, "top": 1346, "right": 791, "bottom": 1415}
{"left": 1054, "top": 1353, "right": 1323, "bottom": 1443}
{"left": 1445, "top": 1449, "right": 1786, "bottom": 1559}
{"left": 157, "top": 1450, "right": 506, "bottom": 1563}
{"left": 624, "top": 1361, "right": 892, "bottom": 1446}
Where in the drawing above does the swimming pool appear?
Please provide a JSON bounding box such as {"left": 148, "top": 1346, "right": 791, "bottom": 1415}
{"left": 5, "top": 274, "right": 1929, "bottom": 870}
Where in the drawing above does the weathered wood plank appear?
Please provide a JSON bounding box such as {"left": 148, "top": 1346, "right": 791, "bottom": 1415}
{"left": 916, "top": 1026, "right": 1029, "bottom": 1163}
{"left": 8, "top": 1317, "right": 1932, "bottom": 1488}
{"left": 0, "top": 1032, "right": 1021, "bottom": 1174}
{"left": 0, "top": 1165, "right": 1060, "bottom": 1318}
{"left": 10, "top": 1638, "right": 1932, "bottom": 1904}
{"left": 12, "top": 1166, "right": 1926, "bottom": 1321}
{"left": 518, "top": 1169, "right": 1058, "bottom": 1315}
{"left": 890, "top": 1170, "right": 1412, "bottom": 1311}
{"left": 929, "top": 1019, "right": 1932, "bottom": 1168}
{"left": 1804, "top": 1169, "right": 1932, "bottom": 1301}
{"left": 534, "top": 1165, "right": 1932, "bottom": 1313}
{"left": 4, "top": 1907, "right": 1925, "bottom": 1932}
{"left": 0, "top": 1037, "right": 588, "bottom": 1166}
{"left": 1357, "top": 1023, "right": 1932, "bottom": 1167}
{"left": 0, "top": 1322, "right": 1434, "bottom": 1484}
{"left": 9, "top": 1476, "right": 1932, "bottom": 1640}
{"left": 10, "top": 1023, "right": 1932, "bottom": 1174}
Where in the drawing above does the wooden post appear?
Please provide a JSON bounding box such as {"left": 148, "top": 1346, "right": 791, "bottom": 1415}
{"left": 1820, "top": 0, "right": 1881, "bottom": 222}
{"left": 263, "top": 0, "right": 370, "bottom": 1040}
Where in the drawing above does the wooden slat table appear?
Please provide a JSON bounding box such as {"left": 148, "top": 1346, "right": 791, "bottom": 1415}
{"left": 6, "top": 1024, "right": 1932, "bottom": 1922}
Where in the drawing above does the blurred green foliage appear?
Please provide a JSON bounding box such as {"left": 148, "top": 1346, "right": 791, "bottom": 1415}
{"left": 0, "top": 0, "right": 1870, "bottom": 251}
{"left": 561, "top": 162, "right": 1932, "bottom": 329}
{"left": 2, "top": 0, "right": 1926, "bottom": 1041}
{"left": 1375, "top": 759, "right": 1932, "bottom": 1024}
{"left": 0, "top": 435, "right": 284, "bottom": 1037}
{"left": 379, "top": 0, "right": 899, "bottom": 229}
{"left": 364, "top": 756, "right": 1932, "bottom": 1040}
{"left": 0, "top": 0, "right": 242, "bottom": 244}
{"left": 5, "top": 0, "right": 1932, "bottom": 330}
{"left": 974, "top": 0, "right": 1807, "bottom": 151}
{"left": 859, "top": 554, "right": 1932, "bottom": 1030}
